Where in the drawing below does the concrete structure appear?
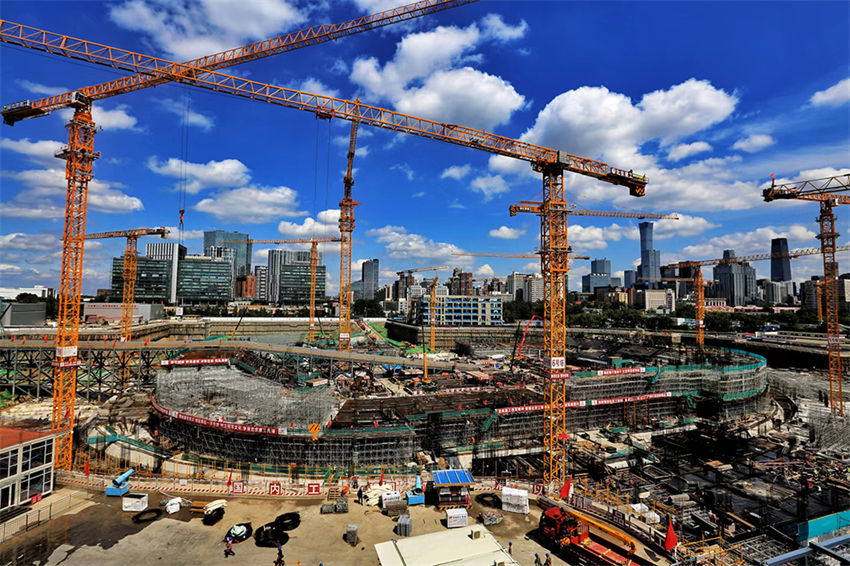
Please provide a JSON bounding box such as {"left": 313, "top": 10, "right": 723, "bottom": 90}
{"left": 0, "top": 428, "right": 56, "bottom": 512}
{"left": 362, "top": 259, "right": 379, "bottom": 300}
{"left": 412, "top": 295, "right": 503, "bottom": 326}
{"left": 375, "top": 525, "right": 518, "bottom": 566}
{"left": 771, "top": 237, "right": 792, "bottom": 282}
{"left": 145, "top": 242, "right": 185, "bottom": 303}
{"left": 177, "top": 255, "right": 233, "bottom": 303}
{"left": 203, "top": 230, "right": 251, "bottom": 277}
{"left": 83, "top": 303, "right": 165, "bottom": 322}
{"left": 0, "top": 286, "right": 54, "bottom": 301}
{"left": 636, "top": 288, "right": 674, "bottom": 312}
{"left": 1, "top": 303, "right": 46, "bottom": 327}
{"left": 637, "top": 221, "right": 661, "bottom": 289}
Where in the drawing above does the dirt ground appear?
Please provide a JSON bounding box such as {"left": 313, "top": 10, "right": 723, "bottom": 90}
{"left": 0, "top": 489, "right": 572, "bottom": 566}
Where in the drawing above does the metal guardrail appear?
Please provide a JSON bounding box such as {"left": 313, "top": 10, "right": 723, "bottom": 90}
{"left": 0, "top": 491, "right": 91, "bottom": 543}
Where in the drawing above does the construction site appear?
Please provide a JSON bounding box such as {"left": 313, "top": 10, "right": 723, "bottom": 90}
{"left": 1, "top": 0, "right": 849, "bottom": 565}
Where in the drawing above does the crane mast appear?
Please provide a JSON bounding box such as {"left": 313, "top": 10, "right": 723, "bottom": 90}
{"left": 339, "top": 104, "right": 361, "bottom": 351}
{"left": 763, "top": 174, "right": 850, "bottom": 416}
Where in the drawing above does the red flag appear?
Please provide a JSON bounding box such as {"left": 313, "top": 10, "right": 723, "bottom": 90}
{"left": 227, "top": 468, "right": 233, "bottom": 489}
{"left": 84, "top": 456, "right": 90, "bottom": 476}
{"left": 379, "top": 468, "right": 385, "bottom": 486}
{"left": 559, "top": 477, "right": 572, "bottom": 499}
{"left": 664, "top": 518, "right": 678, "bottom": 551}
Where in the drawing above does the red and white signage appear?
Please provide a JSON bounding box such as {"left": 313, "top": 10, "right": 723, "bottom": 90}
{"left": 532, "top": 483, "right": 544, "bottom": 495}
{"left": 231, "top": 481, "right": 245, "bottom": 494}
{"left": 151, "top": 398, "right": 287, "bottom": 435}
{"left": 545, "top": 356, "right": 566, "bottom": 370}
{"left": 268, "top": 482, "right": 281, "bottom": 496}
{"left": 495, "top": 391, "right": 672, "bottom": 415}
{"left": 595, "top": 367, "right": 646, "bottom": 377}
{"left": 161, "top": 358, "right": 229, "bottom": 367}
{"left": 306, "top": 483, "right": 320, "bottom": 496}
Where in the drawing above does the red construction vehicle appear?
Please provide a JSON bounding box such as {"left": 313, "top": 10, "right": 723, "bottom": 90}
{"left": 539, "top": 506, "right": 641, "bottom": 566}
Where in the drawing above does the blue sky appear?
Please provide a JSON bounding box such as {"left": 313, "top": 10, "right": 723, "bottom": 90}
{"left": 1, "top": 0, "right": 848, "bottom": 295}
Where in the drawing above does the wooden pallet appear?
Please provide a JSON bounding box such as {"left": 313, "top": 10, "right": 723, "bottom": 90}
{"left": 327, "top": 487, "right": 340, "bottom": 501}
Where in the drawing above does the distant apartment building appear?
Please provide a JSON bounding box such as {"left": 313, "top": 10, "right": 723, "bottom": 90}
{"left": 253, "top": 265, "right": 268, "bottom": 302}
{"left": 636, "top": 288, "right": 675, "bottom": 312}
{"left": 411, "top": 295, "right": 504, "bottom": 326}
{"left": 506, "top": 272, "right": 543, "bottom": 303}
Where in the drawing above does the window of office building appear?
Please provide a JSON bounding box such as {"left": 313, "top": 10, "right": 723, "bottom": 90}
{"left": 0, "top": 483, "right": 16, "bottom": 511}
{"left": 21, "top": 439, "right": 52, "bottom": 472}
{"left": 0, "top": 449, "right": 17, "bottom": 480}
{"left": 20, "top": 467, "right": 52, "bottom": 501}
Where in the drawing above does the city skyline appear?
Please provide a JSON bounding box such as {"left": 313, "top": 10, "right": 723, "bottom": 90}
{"left": 0, "top": 2, "right": 847, "bottom": 298}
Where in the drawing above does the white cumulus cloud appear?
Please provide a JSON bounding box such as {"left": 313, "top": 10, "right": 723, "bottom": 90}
{"left": 59, "top": 105, "right": 139, "bottom": 131}
{"left": 109, "top": 0, "right": 305, "bottom": 61}
{"left": 277, "top": 209, "right": 341, "bottom": 238}
{"left": 148, "top": 156, "right": 251, "bottom": 194}
{"left": 475, "top": 264, "right": 495, "bottom": 277}
{"left": 441, "top": 164, "right": 472, "bottom": 180}
{"left": 810, "top": 77, "right": 850, "bottom": 107}
{"left": 489, "top": 226, "right": 525, "bottom": 239}
{"left": 470, "top": 174, "right": 510, "bottom": 201}
{"left": 667, "top": 141, "right": 712, "bottom": 162}
{"left": 157, "top": 98, "right": 214, "bottom": 131}
{"left": 732, "top": 134, "right": 775, "bottom": 153}
{"left": 367, "top": 225, "right": 470, "bottom": 264}
{"left": 195, "top": 185, "right": 304, "bottom": 223}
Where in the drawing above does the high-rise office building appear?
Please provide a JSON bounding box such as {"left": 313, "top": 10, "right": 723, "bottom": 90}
{"left": 623, "top": 269, "right": 637, "bottom": 289}
{"left": 362, "top": 259, "right": 379, "bottom": 300}
{"left": 110, "top": 257, "right": 171, "bottom": 303}
{"left": 637, "top": 222, "right": 661, "bottom": 288}
{"left": 203, "top": 230, "right": 252, "bottom": 277}
{"left": 267, "top": 249, "right": 326, "bottom": 304}
{"left": 254, "top": 265, "right": 268, "bottom": 302}
{"left": 714, "top": 250, "right": 757, "bottom": 307}
{"left": 771, "top": 237, "right": 792, "bottom": 282}
{"left": 145, "top": 242, "right": 186, "bottom": 303}
{"left": 177, "top": 255, "right": 233, "bottom": 303}
{"left": 205, "top": 246, "right": 237, "bottom": 295}
{"left": 279, "top": 264, "right": 327, "bottom": 303}
{"left": 582, "top": 257, "right": 612, "bottom": 293}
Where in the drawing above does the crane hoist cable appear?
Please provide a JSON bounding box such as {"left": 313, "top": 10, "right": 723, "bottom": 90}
{"left": 177, "top": 90, "right": 191, "bottom": 245}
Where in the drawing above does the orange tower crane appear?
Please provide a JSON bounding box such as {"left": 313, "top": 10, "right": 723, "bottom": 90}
{"left": 84, "top": 228, "right": 169, "bottom": 341}
{"left": 232, "top": 238, "right": 341, "bottom": 342}
{"left": 508, "top": 203, "right": 677, "bottom": 489}
{"left": 84, "top": 227, "right": 168, "bottom": 390}
{"left": 763, "top": 173, "right": 850, "bottom": 415}
{"left": 0, "top": 2, "right": 471, "bottom": 470}
{"left": 338, "top": 102, "right": 361, "bottom": 352}
{"left": 664, "top": 243, "right": 850, "bottom": 351}
{"left": 0, "top": 20, "right": 649, "bottom": 476}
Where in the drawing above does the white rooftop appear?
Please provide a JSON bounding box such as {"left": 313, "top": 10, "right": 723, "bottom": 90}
{"left": 374, "top": 524, "right": 518, "bottom": 566}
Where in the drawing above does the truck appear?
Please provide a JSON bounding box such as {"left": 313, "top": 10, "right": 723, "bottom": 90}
{"left": 539, "top": 506, "right": 644, "bottom": 566}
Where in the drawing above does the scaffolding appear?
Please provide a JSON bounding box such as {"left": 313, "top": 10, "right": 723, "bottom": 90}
{"left": 155, "top": 368, "right": 337, "bottom": 429}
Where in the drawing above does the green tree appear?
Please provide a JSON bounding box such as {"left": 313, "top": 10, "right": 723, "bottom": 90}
{"left": 14, "top": 293, "right": 39, "bottom": 303}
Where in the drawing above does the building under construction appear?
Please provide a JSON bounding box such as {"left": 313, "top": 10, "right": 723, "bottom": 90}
{"left": 139, "top": 340, "right": 769, "bottom": 468}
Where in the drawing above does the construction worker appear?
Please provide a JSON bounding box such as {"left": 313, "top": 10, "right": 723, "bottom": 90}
{"left": 534, "top": 553, "right": 542, "bottom": 566}
{"left": 544, "top": 553, "right": 552, "bottom": 566}
{"left": 274, "top": 546, "right": 284, "bottom": 566}
{"left": 358, "top": 486, "right": 364, "bottom": 505}
{"left": 224, "top": 537, "right": 235, "bottom": 558}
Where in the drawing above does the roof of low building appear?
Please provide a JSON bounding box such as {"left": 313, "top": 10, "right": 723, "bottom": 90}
{"left": 0, "top": 427, "right": 55, "bottom": 450}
